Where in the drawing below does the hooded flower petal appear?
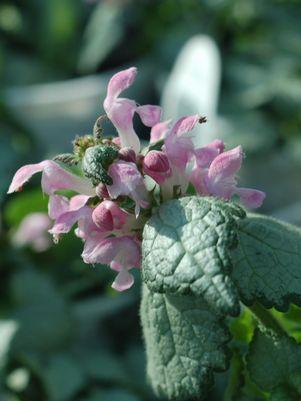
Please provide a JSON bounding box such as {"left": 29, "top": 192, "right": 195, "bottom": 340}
{"left": 235, "top": 188, "right": 266, "bottom": 208}
{"left": 107, "top": 161, "right": 149, "bottom": 217}
{"left": 136, "top": 105, "right": 162, "bottom": 127}
{"left": 82, "top": 235, "right": 141, "bottom": 291}
{"left": 104, "top": 67, "right": 162, "bottom": 154}
{"left": 49, "top": 195, "right": 91, "bottom": 236}
{"left": 111, "top": 269, "right": 134, "bottom": 292}
{"left": 164, "top": 114, "right": 200, "bottom": 169}
{"left": 189, "top": 140, "right": 225, "bottom": 194}
{"left": 8, "top": 160, "right": 94, "bottom": 196}
{"left": 206, "top": 146, "right": 243, "bottom": 199}
{"left": 150, "top": 120, "right": 171, "bottom": 143}
{"left": 205, "top": 145, "right": 265, "bottom": 208}
{"left": 48, "top": 195, "right": 69, "bottom": 220}
{"left": 105, "top": 67, "right": 137, "bottom": 101}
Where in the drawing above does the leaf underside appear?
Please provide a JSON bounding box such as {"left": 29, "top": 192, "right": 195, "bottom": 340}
{"left": 231, "top": 214, "right": 301, "bottom": 311}
{"left": 247, "top": 329, "right": 301, "bottom": 400}
{"left": 142, "top": 196, "right": 245, "bottom": 316}
{"left": 140, "top": 285, "right": 231, "bottom": 401}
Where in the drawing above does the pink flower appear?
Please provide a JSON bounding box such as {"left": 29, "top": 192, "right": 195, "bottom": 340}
{"left": 49, "top": 194, "right": 91, "bottom": 237}
{"left": 189, "top": 139, "right": 225, "bottom": 194}
{"left": 8, "top": 160, "right": 94, "bottom": 196}
{"left": 143, "top": 150, "right": 171, "bottom": 184}
{"left": 13, "top": 213, "right": 52, "bottom": 252}
{"left": 150, "top": 120, "right": 171, "bottom": 143}
{"left": 7, "top": 66, "right": 266, "bottom": 293}
{"left": 205, "top": 146, "right": 265, "bottom": 208}
{"left": 103, "top": 67, "right": 162, "bottom": 153}
{"left": 164, "top": 114, "right": 200, "bottom": 170}
{"left": 107, "top": 160, "right": 149, "bottom": 217}
{"left": 82, "top": 235, "right": 141, "bottom": 291}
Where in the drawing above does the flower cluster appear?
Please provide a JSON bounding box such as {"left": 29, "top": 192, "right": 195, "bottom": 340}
{"left": 8, "top": 67, "right": 265, "bottom": 291}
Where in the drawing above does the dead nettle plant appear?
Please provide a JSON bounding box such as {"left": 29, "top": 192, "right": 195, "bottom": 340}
{"left": 9, "top": 67, "right": 301, "bottom": 401}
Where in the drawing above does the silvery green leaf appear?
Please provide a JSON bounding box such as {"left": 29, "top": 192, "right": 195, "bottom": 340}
{"left": 247, "top": 329, "right": 301, "bottom": 400}
{"left": 142, "top": 196, "right": 245, "bottom": 316}
{"left": 231, "top": 214, "right": 301, "bottom": 311}
{"left": 141, "top": 285, "right": 231, "bottom": 401}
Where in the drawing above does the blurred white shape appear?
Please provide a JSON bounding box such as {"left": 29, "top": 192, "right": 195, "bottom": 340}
{"left": 12, "top": 212, "right": 52, "bottom": 252}
{"left": 0, "top": 320, "right": 18, "bottom": 368}
{"left": 7, "top": 368, "right": 30, "bottom": 392}
{"left": 161, "top": 35, "right": 224, "bottom": 146}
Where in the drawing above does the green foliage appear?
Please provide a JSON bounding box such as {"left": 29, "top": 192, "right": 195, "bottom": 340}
{"left": 231, "top": 214, "right": 301, "bottom": 311}
{"left": 142, "top": 196, "right": 245, "bottom": 316}
{"left": 42, "top": 354, "right": 85, "bottom": 401}
{"left": 141, "top": 285, "right": 231, "bottom": 401}
{"left": 247, "top": 329, "right": 301, "bottom": 400}
{"left": 4, "top": 189, "right": 48, "bottom": 227}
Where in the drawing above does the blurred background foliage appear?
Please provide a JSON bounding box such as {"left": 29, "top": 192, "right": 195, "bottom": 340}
{"left": 1, "top": 0, "right": 301, "bottom": 400}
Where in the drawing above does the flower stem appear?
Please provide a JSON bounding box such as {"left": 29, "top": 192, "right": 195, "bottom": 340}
{"left": 248, "top": 302, "right": 287, "bottom": 337}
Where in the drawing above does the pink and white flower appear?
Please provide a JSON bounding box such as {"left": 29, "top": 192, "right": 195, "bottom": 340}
{"left": 7, "top": 66, "right": 266, "bottom": 292}
{"left": 107, "top": 160, "right": 149, "bottom": 217}
{"left": 103, "top": 67, "right": 162, "bottom": 153}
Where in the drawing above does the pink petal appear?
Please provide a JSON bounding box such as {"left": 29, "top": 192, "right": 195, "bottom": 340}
{"left": 69, "top": 195, "right": 90, "bottom": 210}
{"left": 105, "top": 67, "right": 137, "bottom": 101}
{"left": 235, "top": 188, "right": 266, "bottom": 209}
{"left": 82, "top": 236, "right": 141, "bottom": 267}
{"left": 8, "top": 161, "right": 48, "bottom": 193}
{"left": 48, "top": 195, "right": 69, "bottom": 220}
{"left": 107, "top": 161, "right": 149, "bottom": 216}
{"left": 164, "top": 115, "right": 200, "bottom": 170}
{"left": 49, "top": 205, "right": 91, "bottom": 235}
{"left": 194, "top": 146, "right": 220, "bottom": 168}
{"left": 111, "top": 270, "right": 134, "bottom": 292}
{"left": 105, "top": 98, "right": 140, "bottom": 153}
{"left": 150, "top": 120, "right": 171, "bottom": 143}
{"left": 208, "top": 139, "right": 225, "bottom": 154}
{"left": 208, "top": 146, "right": 243, "bottom": 184}
{"left": 136, "top": 105, "right": 162, "bottom": 127}
{"left": 170, "top": 114, "right": 200, "bottom": 137}
{"left": 8, "top": 160, "right": 94, "bottom": 196}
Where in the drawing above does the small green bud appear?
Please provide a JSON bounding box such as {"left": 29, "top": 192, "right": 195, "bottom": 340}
{"left": 82, "top": 144, "right": 119, "bottom": 186}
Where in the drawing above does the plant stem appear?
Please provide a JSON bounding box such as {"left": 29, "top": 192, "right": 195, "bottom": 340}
{"left": 249, "top": 302, "right": 287, "bottom": 337}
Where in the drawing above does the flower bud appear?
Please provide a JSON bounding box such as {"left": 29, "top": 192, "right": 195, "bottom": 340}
{"left": 143, "top": 151, "right": 171, "bottom": 184}
{"left": 92, "top": 203, "right": 114, "bottom": 231}
{"left": 96, "top": 183, "right": 109, "bottom": 199}
{"left": 118, "top": 147, "right": 136, "bottom": 163}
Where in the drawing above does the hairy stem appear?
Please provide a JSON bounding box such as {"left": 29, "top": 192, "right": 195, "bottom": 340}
{"left": 249, "top": 302, "right": 287, "bottom": 337}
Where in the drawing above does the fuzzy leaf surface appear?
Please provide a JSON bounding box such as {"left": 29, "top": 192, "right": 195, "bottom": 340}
{"left": 231, "top": 214, "right": 301, "bottom": 311}
{"left": 142, "top": 196, "right": 245, "bottom": 316}
{"left": 140, "top": 285, "right": 231, "bottom": 401}
{"left": 247, "top": 329, "right": 301, "bottom": 400}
